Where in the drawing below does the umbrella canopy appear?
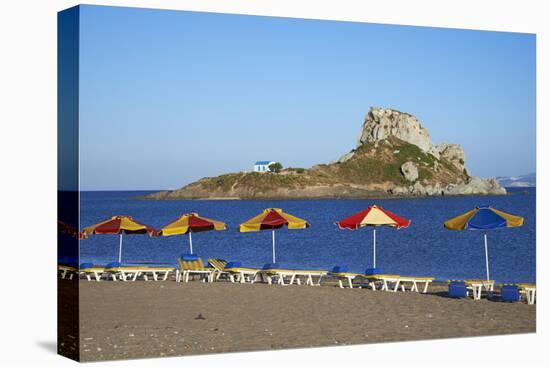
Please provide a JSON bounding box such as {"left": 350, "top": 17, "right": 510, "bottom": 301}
{"left": 81, "top": 215, "right": 157, "bottom": 263}
{"left": 444, "top": 205, "right": 524, "bottom": 280}
{"left": 158, "top": 212, "right": 227, "bottom": 254}
{"left": 336, "top": 205, "right": 411, "bottom": 268}
{"left": 336, "top": 205, "right": 411, "bottom": 230}
{"left": 444, "top": 206, "right": 524, "bottom": 230}
{"left": 58, "top": 219, "right": 80, "bottom": 239}
{"left": 238, "top": 208, "right": 310, "bottom": 263}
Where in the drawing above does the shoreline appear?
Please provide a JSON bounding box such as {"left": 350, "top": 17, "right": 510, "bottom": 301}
{"left": 133, "top": 191, "right": 519, "bottom": 201}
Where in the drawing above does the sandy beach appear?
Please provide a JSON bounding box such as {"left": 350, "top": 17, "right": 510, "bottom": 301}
{"left": 61, "top": 279, "right": 535, "bottom": 361}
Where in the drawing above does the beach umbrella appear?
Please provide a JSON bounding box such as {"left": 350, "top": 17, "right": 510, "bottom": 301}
{"left": 238, "top": 208, "right": 310, "bottom": 263}
{"left": 444, "top": 205, "right": 524, "bottom": 281}
{"left": 336, "top": 205, "right": 411, "bottom": 268}
{"left": 158, "top": 212, "right": 227, "bottom": 254}
{"left": 81, "top": 215, "right": 157, "bottom": 263}
{"left": 58, "top": 219, "right": 80, "bottom": 239}
{"left": 58, "top": 220, "right": 80, "bottom": 266}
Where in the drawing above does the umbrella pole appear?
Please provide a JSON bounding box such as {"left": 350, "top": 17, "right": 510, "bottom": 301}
{"left": 272, "top": 230, "right": 276, "bottom": 263}
{"left": 118, "top": 233, "right": 123, "bottom": 264}
{"left": 373, "top": 227, "right": 376, "bottom": 268}
{"left": 189, "top": 231, "right": 193, "bottom": 254}
{"left": 484, "top": 232, "right": 490, "bottom": 281}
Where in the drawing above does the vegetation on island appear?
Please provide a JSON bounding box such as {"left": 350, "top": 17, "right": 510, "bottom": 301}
{"left": 268, "top": 162, "right": 283, "bottom": 173}
{"left": 140, "top": 136, "right": 469, "bottom": 200}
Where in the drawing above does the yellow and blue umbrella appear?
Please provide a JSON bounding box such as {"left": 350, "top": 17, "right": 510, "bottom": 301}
{"left": 444, "top": 206, "right": 524, "bottom": 280}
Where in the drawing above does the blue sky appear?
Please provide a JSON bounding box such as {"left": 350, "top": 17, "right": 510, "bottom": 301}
{"left": 78, "top": 5, "right": 536, "bottom": 191}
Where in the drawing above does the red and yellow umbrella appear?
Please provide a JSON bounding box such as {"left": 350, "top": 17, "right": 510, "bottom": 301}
{"left": 158, "top": 212, "right": 227, "bottom": 254}
{"left": 81, "top": 215, "right": 157, "bottom": 263}
{"left": 238, "top": 208, "right": 310, "bottom": 263}
{"left": 336, "top": 205, "right": 411, "bottom": 268}
{"left": 58, "top": 219, "right": 80, "bottom": 239}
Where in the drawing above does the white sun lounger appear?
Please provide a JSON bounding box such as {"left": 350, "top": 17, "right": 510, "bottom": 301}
{"left": 518, "top": 283, "right": 536, "bottom": 305}
{"left": 327, "top": 271, "right": 367, "bottom": 289}
{"left": 100, "top": 266, "right": 141, "bottom": 281}
{"left": 257, "top": 268, "right": 295, "bottom": 285}
{"left": 101, "top": 265, "right": 176, "bottom": 282}
{"left": 227, "top": 267, "right": 260, "bottom": 283}
{"left": 256, "top": 268, "right": 327, "bottom": 286}
{"left": 80, "top": 266, "right": 107, "bottom": 281}
{"left": 361, "top": 274, "right": 400, "bottom": 291}
{"left": 396, "top": 276, "right": 435, "bottom": 293}
{"left": 365, "top": 275, "right": 435, "bottom": 293}
{"left": 140, "top": 267, "right": 176, "bottom": 281}
{"left": 58, "top": 264, "right": 77, "bottom": 280}
{"left": 465, "top": 279, "right": 495, "bottom": 300}
{"left": 290, "top": 270, "right": 328, "bottom": 286}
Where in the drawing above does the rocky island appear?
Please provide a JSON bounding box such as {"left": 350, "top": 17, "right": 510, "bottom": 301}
{"left": 143, "top": 107, "right": 506, "bottom": 200}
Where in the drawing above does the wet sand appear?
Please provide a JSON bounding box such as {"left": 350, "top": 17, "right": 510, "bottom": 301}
{"left": 68, "top": 280, "right": 535, "bottom": 361}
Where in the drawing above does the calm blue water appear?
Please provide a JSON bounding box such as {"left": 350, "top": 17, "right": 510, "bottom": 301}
{"left": 79, "top": 188, "right": 536, "bottom": 283}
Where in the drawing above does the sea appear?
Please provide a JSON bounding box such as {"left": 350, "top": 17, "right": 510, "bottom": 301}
{"left": 78, "top": 187, "right": 536, "bottom": 284}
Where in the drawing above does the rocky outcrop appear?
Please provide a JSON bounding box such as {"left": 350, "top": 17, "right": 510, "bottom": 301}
{"left": 356, "top": 106, "right": 503, "bottom": 196}
{"left": 390, "top": 177, "right": 506, "bottom": 197}
{"left": 400, "top": 161, "right": 418, "bottom": 182}
{"left": 357, "top": 108, "right": 471, "bottom": 170}
{"left": 445, "top": 177, "right": 506, "bottom": 196}
{"left": 437, "top": 143, "right": 466, "bottom": 173}
{"left": 337, "top": 150, "right": 355, "bottom": 163}
{"left": 358, "top": 107, "right": 440, "bottom": 158}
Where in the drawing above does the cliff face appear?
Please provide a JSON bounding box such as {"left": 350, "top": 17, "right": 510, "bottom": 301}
{"left": 343, "top": 108, "right": 465, "bottom": 168}
{"left": 143, "top": 107, "right": 506, "bottom": 200}
{"left": 357, "top": 107, "right": 437, "bottom": 156}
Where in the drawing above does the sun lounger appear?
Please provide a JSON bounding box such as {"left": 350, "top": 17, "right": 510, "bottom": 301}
{"left": 366, "top": 273, "right": 435, "bottom": 293}
{"left": 363, "top": 274, "right": 400, "bottom": 291}
{"left": 118, "top": 267, "right": 143, "bottom": 281}
{"left": 80, "top": 262, "right": 175, "bottom": 282}
{"left": 103, "top": 262, "right": 135, "bottom": 281}
{"left": 257, "top": 264, "right": 294, "bottom": 285}
{"left": 361, "top": 269, "right": 402, "bottom": 291}
{"left": 79, "top": 263, "right": 107, "bottom": 281}
{"left": 290, "top": 269, "right": 328, "bottom": 286}
{"left": 327, "top": 266, "right": 367, "bottom": 289}
{"left": 225, "top": 262, "right": 260, "bottom": 283}
{"left": 208, "top": 259, "right": 232, "bottom": 281}
{"left": 396, "top": 276, "right": 435, "bottom": 293}
{"left": 260, "top": 267, "right": 328, "bottom": 286}
{"left": 211, "top": 261, "right": 326, "bottom": 286}
{"left": 117, "top": 265, "right": 176, "bottom": 281}
{"left": 465, "top": 279, "right": 495, "bottom": 300}
{"left": 98, "top": 262, "right": 146, "bottom": 281}
{"left": 257, "top": 264, "right": 310, "bottom": 286}
{"left": 208, "top": 259, "right": 259, "bottom": 283}
{"left": 517, "top": 283, "right": 536, "bottom": 305}
{"left": 177, "top": 254, "right": 214, "bottom": 283}
{"left": 139, "top": 266, "right": 176, "bottom": 281}
{"left": 58, "top": 263, "right": 78, "bottom": 280}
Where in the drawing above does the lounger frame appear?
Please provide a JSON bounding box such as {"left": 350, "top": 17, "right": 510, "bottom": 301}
{"left": 465, "top": 279, "right": 495, "bottom": 300}
{"left": 58, "top": 265, "right": 77, "bottom": 280}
